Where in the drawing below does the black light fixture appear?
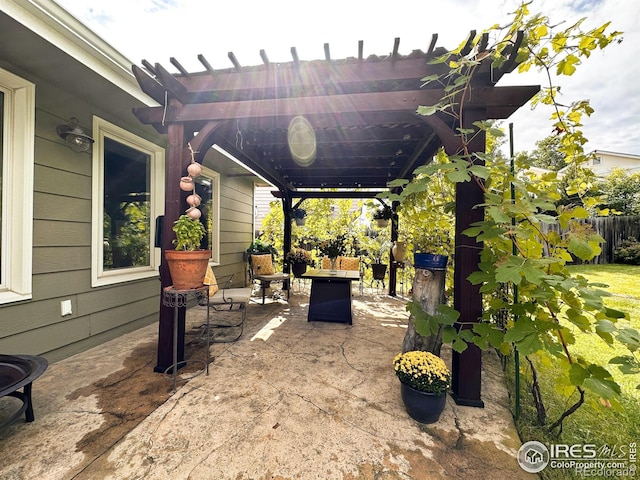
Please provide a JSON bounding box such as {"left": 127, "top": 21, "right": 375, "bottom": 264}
{"left": 57, "top": 117, "right": 94, "bottom": 152}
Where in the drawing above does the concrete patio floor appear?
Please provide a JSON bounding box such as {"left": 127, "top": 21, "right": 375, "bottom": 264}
{"left": 0, "top": 287, "right": 536, "bottom": 479}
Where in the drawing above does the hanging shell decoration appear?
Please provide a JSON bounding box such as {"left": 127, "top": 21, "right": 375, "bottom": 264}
{"left": 184, "top": 143, "right": 203, "bottom": 219}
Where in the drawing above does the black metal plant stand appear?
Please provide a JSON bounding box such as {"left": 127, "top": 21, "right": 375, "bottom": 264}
{"left": 162, "top": 285, "right": 209, "bottom": 392}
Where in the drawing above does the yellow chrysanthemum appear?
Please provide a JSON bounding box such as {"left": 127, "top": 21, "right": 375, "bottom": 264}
{"left": 393, "top": 350, "right": 451, "bottom": 394}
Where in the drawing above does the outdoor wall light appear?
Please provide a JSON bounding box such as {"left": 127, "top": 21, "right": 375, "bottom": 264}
{"left": 57, "top": 117, "right": 94, "bottom": 152}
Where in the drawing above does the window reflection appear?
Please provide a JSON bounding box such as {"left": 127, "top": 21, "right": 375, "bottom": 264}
{"left": 102, "top": 137, "right": 151, "bottom": 270}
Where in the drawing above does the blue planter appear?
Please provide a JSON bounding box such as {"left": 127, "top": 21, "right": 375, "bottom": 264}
{"left": 413, "top": 253, "right": 448, "bottom": 270}
{"left": 400, "top": 383, "right": 446, "bottom": 423}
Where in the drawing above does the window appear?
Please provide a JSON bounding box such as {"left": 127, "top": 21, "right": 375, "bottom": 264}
{"left": 92, "top": 117, "right": 164, "bottom": 287}
{"left": 194, "top": 166, "right": 220, "bottom": 264}
{"left": 593, "top": 156, "right": 602, "bottom": 166}
{"left": 0, "top": 68, "right": 35, "bottom": 305}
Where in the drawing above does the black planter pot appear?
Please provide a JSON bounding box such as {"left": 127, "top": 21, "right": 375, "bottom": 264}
{"left": 371, "top": 263, "right": 387, "bottom": 280}
{"left": 291, "top": 263, "right": 308, "bottom": 278}
{"left": 400, "top": 383, "right": 446, "bottom": 423}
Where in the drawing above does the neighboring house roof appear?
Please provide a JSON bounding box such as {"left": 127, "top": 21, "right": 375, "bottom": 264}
{"left": 558, "top": 150, "right": 640, "bottom": 177}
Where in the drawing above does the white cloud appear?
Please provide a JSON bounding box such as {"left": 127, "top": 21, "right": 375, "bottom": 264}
{"left": 56, "top": 0, "right": 640, "bottom": 155}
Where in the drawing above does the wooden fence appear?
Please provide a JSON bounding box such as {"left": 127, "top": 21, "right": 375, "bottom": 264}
{"left": 543, "top": 215, "right": 640, "bottom": 264}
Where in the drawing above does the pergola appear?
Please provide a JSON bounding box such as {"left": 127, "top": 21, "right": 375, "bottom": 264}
{"left": 132, "top": 33, "right": 538, "bottom": 406}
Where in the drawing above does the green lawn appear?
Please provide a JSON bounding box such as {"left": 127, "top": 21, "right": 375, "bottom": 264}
{"left": 507, "top": 264, "right": 640, "bottom": 480}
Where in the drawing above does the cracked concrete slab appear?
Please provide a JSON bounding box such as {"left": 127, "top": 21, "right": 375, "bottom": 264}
{"left": 0, "top": 291, "right": 536, "bottom": 479}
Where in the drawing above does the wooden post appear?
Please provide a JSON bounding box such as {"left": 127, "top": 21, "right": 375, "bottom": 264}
{"left": 451, "top": 109, "right": 486, "bottom": 407}
{"left": 155, "top": 114, "right": 187, "bottom": 373}
{"left": 402, "top": 268, "right": 446, "bottom": 354}
{"left": 281, "top": 192, "right": 292, "bottom": 291}
{"left": 389, "top": 200, "right": 400, "bottom": 296}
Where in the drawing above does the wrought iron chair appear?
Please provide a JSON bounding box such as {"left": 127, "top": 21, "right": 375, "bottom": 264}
{"left": 248, "top": 254, "right": 290, "bottom": 304}
{"left": 199, "top": 266, "right": 252, "bottom": 342}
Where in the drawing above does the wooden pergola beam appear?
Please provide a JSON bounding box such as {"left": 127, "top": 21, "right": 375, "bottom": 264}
{"left": 172, "top": 55, "right": 451, "bottom": 92}
{"left": 133, "top": 86, "right": 539, "bottom": 126}
{"left": 271, "top": 190, "right": 385, "bottom": 199}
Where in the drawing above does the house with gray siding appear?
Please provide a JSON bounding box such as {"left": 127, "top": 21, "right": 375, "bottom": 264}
{"left": 0, "top": 0, "right": 259, "bottom": 362}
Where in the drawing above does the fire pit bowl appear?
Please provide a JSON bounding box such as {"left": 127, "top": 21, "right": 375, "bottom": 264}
{"left": 0, "top": 354, "right": 48, "bottom": 429}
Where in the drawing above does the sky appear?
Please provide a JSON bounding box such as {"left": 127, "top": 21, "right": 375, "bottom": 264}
{"left": 56, "top": 0, "right": 640, "bottom": 156}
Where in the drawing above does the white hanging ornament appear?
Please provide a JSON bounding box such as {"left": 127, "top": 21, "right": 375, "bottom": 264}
{"left": 187, "top": 162, "right": 202, "bottom": 178}
{"left": 186, "top": 193, "right": 202, "bottom": 207}
{"left": 186, "top": 206, "right": 202, "bottom": 219}
{"left": 179, "top": 176, "right": 194, "bottom": 192}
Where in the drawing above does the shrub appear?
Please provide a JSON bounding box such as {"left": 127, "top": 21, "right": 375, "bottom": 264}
{"left": 614, "top": 237, "right": 640, "bottom": 265}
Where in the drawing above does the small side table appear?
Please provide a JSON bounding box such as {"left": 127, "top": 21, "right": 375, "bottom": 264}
{"left": 162, "top": 285, "right": 210, "bottom": 392}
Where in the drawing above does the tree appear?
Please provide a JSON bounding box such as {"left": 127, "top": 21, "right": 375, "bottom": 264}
{"left": 258, "top": 196, "right": 364, "bottom": 266}
{"left": 597, "top": 167, "right": 640, "bottom": 215}
{"left": 386, "top": 3, "right": 636, "bottom": 434}
{"left": 529, "top": 135, "right": 567, "bottom": 170}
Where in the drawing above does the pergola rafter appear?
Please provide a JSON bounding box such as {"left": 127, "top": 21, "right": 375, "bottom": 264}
{"left": 132, "top": 33, "right": 539, "bottom": 407}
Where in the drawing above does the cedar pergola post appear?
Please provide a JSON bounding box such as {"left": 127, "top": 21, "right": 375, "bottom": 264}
{"left": 154, "top": 115, "right": 187, "bottom": 372}
{"left": 451, "top": 109, "right": 486, "bottom": 407}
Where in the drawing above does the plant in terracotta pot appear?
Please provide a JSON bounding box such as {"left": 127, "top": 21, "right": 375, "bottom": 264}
{"left": 165, "top": 216, "right": 211, "bottom": 290}
{"left": 172, "top": 214, "right": 206, "bottom": 251}
{"left": 164, "top": 143, "right": 212, "bottom": 290}
{"left": 393, "top": 350, "right": 451, "bottom": 423}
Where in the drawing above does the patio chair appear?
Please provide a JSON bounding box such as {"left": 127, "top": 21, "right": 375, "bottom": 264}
{"left": 200, "top": 265, "right": 252, "bottom": 342}
{"left": 338, "top": 256, "right": 364, "bottom": 295}
{"left": 248, "top": 254, "right": 289, "bottom": 304}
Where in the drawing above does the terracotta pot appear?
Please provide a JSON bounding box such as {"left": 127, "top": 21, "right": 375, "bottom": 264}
{"left": 400, "top": 383, "right": 446, "bottom": 424}
{"left": 165, "top": 250, "right": 211, "bottom": 289}
{"left": 392, "top": 241, "right": 407, "bottom": 262}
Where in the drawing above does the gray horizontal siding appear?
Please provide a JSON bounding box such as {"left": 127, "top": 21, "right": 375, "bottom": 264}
{"left": 1, "top": 71, "right": 261, "bottom": 361}
{"left": 0, "top": 86, "right": 162, "bottom": 360}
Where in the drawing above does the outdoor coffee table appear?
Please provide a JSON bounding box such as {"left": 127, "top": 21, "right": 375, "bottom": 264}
{"left": 302, "top": 269, "right": 359, "bottom": 325}
{"left": 0, "top": 354, "right": 48, "bottom": 429}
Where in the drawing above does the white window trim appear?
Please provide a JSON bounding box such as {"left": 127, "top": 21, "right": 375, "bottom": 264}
{"left": 199, "top": 165, "right": 221, "bottom": 265}
{"left": 0, "top": 68, "right": 35, "bottom": 305}
{"left": 91, "top": 116, "right": 164, "bottom": 287}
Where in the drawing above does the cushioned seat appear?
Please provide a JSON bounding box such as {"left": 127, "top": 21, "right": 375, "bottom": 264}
{"left": 202, "top": 266, "right": 250, "bottom": 342}
{"left": 339, "top": 256, "right": 360, "bottom": 271}
{"left": 249, "top": 254, "right": 289, "bottom": 304}
{"left": 209, "top": 287, "right": 252, "bottom": 305}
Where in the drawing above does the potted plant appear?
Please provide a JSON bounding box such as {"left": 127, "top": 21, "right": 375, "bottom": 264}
{"left": 412, "top": 234, "right": 448, "bottom": 271}
{"left": 286, "top": 248, "right": 313, "bottom": 277}
{"left": 246, "top": 238, "right": 277, "bottom": 256}
{"left": 364, "top": 231, "right": 390, "bottom": 281}
{"left": 370, "top": 246, "right": 389, "bottom": 281}
{"left": 393, "top": 350, "right": 451, "bottom": 423}
{"left": 165, "top": 214, "right": 210, "bottom": 289}
{"left": 293, "top": 208, "right": 307, "bottom": 226}
{"left": 319, "top": 234, "right": 347, "bottom": 271}
{"left": 372, "top": 204, "right": 392, "bottom": 228}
